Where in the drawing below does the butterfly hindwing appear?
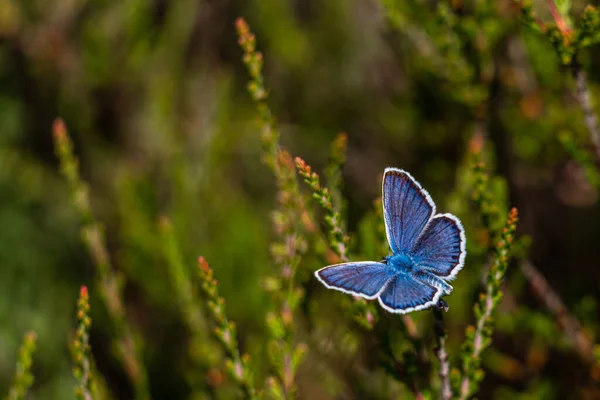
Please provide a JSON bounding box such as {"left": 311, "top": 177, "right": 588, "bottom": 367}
{"left": 377, "top": 272, "right": 442, "bottom": 314}
{"left": 383, "top": 168, "right": 436, "bottom": 255}
{"left": 412, "top": 214, "right": 466, "bottom": 279}
{"left": 315, "top": 262, "right": 396, "bottom": 299}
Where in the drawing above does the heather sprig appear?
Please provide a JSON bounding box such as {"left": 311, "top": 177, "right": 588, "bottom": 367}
{"left": 236, "top": 16, "right": 309, "bottom": 228}
{"left": 469, "top": 136, "right": 598, "bottom": 385}
{"left": 52, "top": 119, "right": 150, "bottom": 400}
{"left": 295, "top": 157, "right": 349, "bottom": 261}
{"left": 236, "top": 16, "right": 309, "bottom": 238}
{"left": 7, "top": 331, "right": 37, "bottom": 400}
{"left": 579, "top": 5, "right": 600, "bottom": 48}
{"left": 559, "top": 131, "right": 600, "bottom": 188}
{"left": 197, "top": 257, "right": 258, "bottom": 400}
{"left": 516, "top": 1, "right": 600, "bottom": 160}
{"left": 471, "top": 155, "right": 503, "bottom": 235}
{"left": 73, "top": 286, "right": 94, "bottom": 400}
{"left": 379, "top": 0, "right": 496, "bottom": 107}
{"left": 236, "top": 18, "right": 308, "bottom": 397}
{"left": 518, "top": 1, "right": 600, "bottom": 65}
{"left": 295, "top": 157, "right": 378, "bottom": 330}
{"left": 235, "top": 17, "right": 277, "bottom": 170}
{"left": 572, "top": 65, "right": 600, "bottom": 161}
{"left": 158, "top": 217, "right": 218, "bottom": 394}
{"left": 265, "top": 150, "right": 308, "bottom": 399}
{"left": 159, "top": 217, "right": 198, "bottom": 326}
{"left": 324, "top": 132, "right": 348, "bottom": 213}
{"left": 458, "top": 208, "right": 519, "bottom": 400}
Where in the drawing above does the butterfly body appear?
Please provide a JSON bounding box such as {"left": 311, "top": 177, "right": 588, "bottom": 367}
{"left": 384, "top": 254, "right": 413, "bottom": 272}
{"left": 315, "top": 168, "right": 466, "bottom": 314}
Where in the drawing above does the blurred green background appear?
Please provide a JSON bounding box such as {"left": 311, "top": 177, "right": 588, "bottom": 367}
{"left": 0, "top": 0, "right": 599, "bottom": 399}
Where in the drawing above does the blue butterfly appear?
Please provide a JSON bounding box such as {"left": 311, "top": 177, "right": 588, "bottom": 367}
{"left": 315, "top": 168, "right": 466, "bottom": 314}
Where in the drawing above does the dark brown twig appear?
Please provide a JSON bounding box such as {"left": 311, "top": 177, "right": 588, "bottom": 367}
{"left": 434, "top": 310, "right": 452, "bottom": 400}
{"left": 520, "top": 261, "right": 595, "bottom": 364}
{"left": 573, "top": 65, "right": 600, "bottom": 160}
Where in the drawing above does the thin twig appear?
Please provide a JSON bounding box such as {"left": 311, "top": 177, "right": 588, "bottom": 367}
{"left": 402, "top": 315, "right": 419, "bottom": 339}
{"left": 459, "top": 208, "right": 519, "bottom": 400}
{"left": 295, "top": 157, "right": 349, "bottom": 261}
{"left": 73, "top": 286, "right": 94, "bottom": 400}
{"left": 545, "top": 0, "right": 571, "bottom": 34}
{"left": 573, "top": 64, "right": 600, "bottom": 160}
{"left": 513, "top": 0, "right": 547, "bottom": 31}
{"left": 296, "top": 157, "right": 379, "bottom": 329}
{"left": 434, "top": 310, "right": 452, "bottom": 400}
{"left": 53, "top": 119, "right": 150, "bottom": 400}
{"left": 197, "top": 257, "right": 258, "bottom": 399}
{"left": 520, "top": 260, "right": 595, "bottom": 364}
{"left": 236, "top": 18, "right": 308, "bottom": 397}
{"left": 7, "top": 331, "right": 37, "bottom": 400}
{"left": 542, "top": 1, "right": 599, "bottom": 159}
{"left": 382, "top": 333, "right": 426, "bottom": 400}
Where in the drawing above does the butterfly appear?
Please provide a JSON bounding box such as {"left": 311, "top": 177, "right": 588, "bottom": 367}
{"left": 315, "top": 168, "right": 466, "bottom": 314}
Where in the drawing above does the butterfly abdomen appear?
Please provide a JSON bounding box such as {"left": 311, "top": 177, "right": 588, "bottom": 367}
{"left": 411, "top": 270, "right": 453, "bottom": 294}
{"left": 388, "top": 254, "right": 453, "bottom": 295}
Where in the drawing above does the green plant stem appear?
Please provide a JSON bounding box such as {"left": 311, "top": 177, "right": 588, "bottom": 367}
{"left": 324, "top": 132, "right": 348, "bottom": 214}
{"left": 459, "top": 208, "right": 519, "bottom": 400}
{"left": 52, "top": 119, "right": 150, "bottom": 400}
{"left": 546, "top": 0, "right": 571, "bottom": 33}
{"left": 295, "top": 157, "right": 349, "bottom": 260}
{"left": 7, "top": 331, "right": 37, "bottom": 400}
{"left": 197, "top": 257, "right": 259, "bottom": 400}
{"left": 73, "top": 286, "right": 94, "bottom": 400}
{"left": 434, "top": 310, "right": 452, "bottom": 400}
{"left": 471, "top": 155, "right": 501, "bottom": 234}
{"left": 236, "top": 18, "right": 307, "bottom": 398}
{"left": 573, "top": 63, "right": 600, "bottom": 160}
{"left": 520, "top": 0, "right": 600, "bottom": 160}
{"left": 295, "top": 157, "right": 378, "bottom": 330}
{"left": 159, "top": 217, "right": 218, "bottom": 394}
{"left": 559, "top": 131, "right": 600, "bottom": 188}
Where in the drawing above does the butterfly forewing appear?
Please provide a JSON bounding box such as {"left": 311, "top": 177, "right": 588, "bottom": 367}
{"left": 383, "top": 168, "right": 436, "bottom": 255}
{"left": 377, "top": 273, "right": 442, "bottom": 314}
{"left": 411, "top": 214, "right": 466, "bottom": 279}
{"left": 315, "top": 262, "right": 396, "bottom": 299}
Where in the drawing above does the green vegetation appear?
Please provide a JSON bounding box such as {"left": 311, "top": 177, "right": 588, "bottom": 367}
{"left": 1, "top": 1, "right": 599, "bottom": 399}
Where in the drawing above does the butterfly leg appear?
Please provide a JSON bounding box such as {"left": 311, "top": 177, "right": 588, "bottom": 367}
{"left": 436, "top": 299, "right": 449, "bottom": 312}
